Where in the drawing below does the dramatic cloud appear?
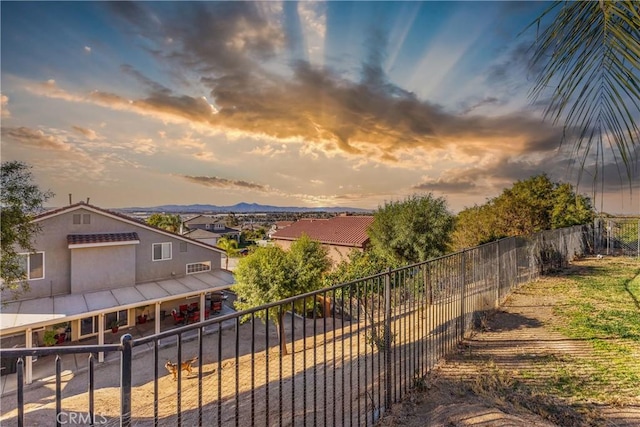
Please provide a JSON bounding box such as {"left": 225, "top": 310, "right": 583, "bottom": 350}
{"left": 17, "top": 2, "right": 569, "bottom": 174}
{"left": 1, "top": 126, "right": 73, "bottom": 151}
{"left": 1, "top": 126, "right": 110, "bottom": 181}
{"left": 102, "top": 2, "right": 563, "bottom": 164}
{"left": 413, "top": 154, "right": 575, "bottom": 196}
{"left": 180, "top": 175, "right": 267, "bottom": 191}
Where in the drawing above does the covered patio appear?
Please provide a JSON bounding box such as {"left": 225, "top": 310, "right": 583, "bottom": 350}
{"left": 0, "top": 270, "right": 234, "bottom": 384}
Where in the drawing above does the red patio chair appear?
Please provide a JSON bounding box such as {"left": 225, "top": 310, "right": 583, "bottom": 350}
{"left": 171, "top": 309, "right": 186, "bottom": 325}
{"left": 211, "top": 301, "right": 222, "bottom": 314}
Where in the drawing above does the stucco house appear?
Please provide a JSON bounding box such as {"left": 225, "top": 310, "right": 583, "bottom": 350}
{"left": 0, "top": 202, "right": 234, "bottom": 383}
{"left": 182, "top": 215, "right": 241, "bottom": 244}
{"left": 270, "top": 215, "right": 375, "bottom": 264}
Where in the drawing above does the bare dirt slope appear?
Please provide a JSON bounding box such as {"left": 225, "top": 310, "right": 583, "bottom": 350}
{"left": 378, "top": 261, "right": 640, "bottom": 427}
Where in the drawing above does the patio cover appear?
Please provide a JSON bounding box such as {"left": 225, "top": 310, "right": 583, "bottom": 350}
{"left": 0, "top": 270, "right": 234, "bottom": 336}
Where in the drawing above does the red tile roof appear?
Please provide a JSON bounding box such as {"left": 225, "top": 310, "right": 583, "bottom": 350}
{"left": 67, "top": 232, "right": 140, "bottom": 245}
{"left": 275, "top": 221, "right": 294, "bottom": 228}
{"left": 271, "top": 216, "right": 374, "bottom": 248}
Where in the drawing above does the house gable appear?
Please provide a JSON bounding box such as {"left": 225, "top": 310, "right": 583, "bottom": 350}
{"left": 8, "top": 202, "right": 225, "bottom": 301}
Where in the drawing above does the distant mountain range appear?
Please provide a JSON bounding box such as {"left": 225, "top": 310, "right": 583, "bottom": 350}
{"left": 119, "top": 202, "right": 372, "bottom": 214}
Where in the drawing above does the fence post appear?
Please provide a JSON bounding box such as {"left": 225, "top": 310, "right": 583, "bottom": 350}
{"left": 425, "top": 263, "right": 433, "bottom": 305}
{"left": 384, "top": 267, "right": 392, "bottom": 413}
{"left": 460, "top": 250, "right": 466, "bottom": 340}
{"left": 17, "top": 358, "right": 24, "bottom": 427}
{"left": 120, "top": 333, "right": 133, "bottom": 427}
{"left": 496, "top": 242, "right": 501, "bottom": 307}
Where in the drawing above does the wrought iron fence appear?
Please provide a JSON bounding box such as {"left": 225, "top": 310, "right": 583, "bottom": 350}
{"left": 1, "top": 225, "right": 593, "bottom": 427}
{"left": 593, "top": 217, "right": 640, "bottom": 257}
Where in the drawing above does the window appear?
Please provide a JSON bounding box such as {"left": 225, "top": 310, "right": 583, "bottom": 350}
{"left": 205, "top": 224, "right": 210, "bottom": 229}
{"left": 180, "top": 242, "right": 188, "bottom": 253}
{"left": 19, "top": 252, "right": 44, "bottom": 280}
{"left": 214, "top": 223, "right": 224, "bottom": 230}
{"left": 105, "top": 310, "right": 128, "bottom": 329}
{"left": 80, "top": 316, "right": 98, "bottom": 336}
{"left": 73, "top": 213, "right": 91, "bottom": 224}
{"left": 152, "top": 242, "right": 172, "bottom": 261}
{"left": 187, "top": 261, "right": 211, "bottom": 274}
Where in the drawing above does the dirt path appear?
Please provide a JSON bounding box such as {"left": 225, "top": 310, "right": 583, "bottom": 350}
{"left": 379, "top": 262, "right": 640, "bottom": 427}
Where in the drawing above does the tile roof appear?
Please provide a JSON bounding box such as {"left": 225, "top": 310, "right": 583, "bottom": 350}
{"left": 271, "top": 215, "right": 374, "bottom": 248}
{"left": 67, "top": 232, "right": 140, "bottom": 245}
{"left": 275, "top": 221, "right": 294, "bottom": 228}
{"left": 184, "top": 229, "right": 222, "bottom": 239}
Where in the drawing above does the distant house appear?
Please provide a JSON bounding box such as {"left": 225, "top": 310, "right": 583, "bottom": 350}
{"left": 182, "top": 215, "right": 241, "bottom": 243}
{"left": 270, "top": 215, "right": 374, "bottom": 264}
{"left": 183, "top": 228, "right": 226, "bottom": 247}
{"left": 0, "top": 202, "right": 234, "bottom": 383}
{"left": 267, "top": 220, "right": 294, "bottom": 238}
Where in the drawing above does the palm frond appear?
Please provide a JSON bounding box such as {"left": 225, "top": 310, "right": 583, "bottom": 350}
{"left": 526, "top": 1, "right": 640, "bottom": 186}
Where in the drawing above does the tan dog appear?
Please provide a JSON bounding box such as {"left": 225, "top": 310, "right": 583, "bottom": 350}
{"left": 165, "top": 356, "right": 198, "bottom": 381}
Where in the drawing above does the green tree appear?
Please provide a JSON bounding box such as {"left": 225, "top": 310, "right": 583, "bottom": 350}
{"left": 233, "top": 237, "right": 331, "bottom": 355}
{"left": 550, "top": 183, "right": 594, "bottom": 228}
{"left": 217, "top": 237, "right": 239, "bottom": 270}
{"left": 146, "top": 213, "right": 182, "bottom": 233}
{"left": 493, "top": 174, "right": 555, "bottom": 236}
{"left": 1, "top": 161, "right": 53, "bottom": 297}
{"left": 368, "top": 194, "right": 454, "bottom": 265}
{"left": 225, "top": 213, "right": 239, "bottom": 227}
{"left": 324, "top": 249, "right": 388, "bottom": 287}
{"left": 452, "top": 175, "right": 594, "bottom": 250}
{"left": 241, "top": 227, "right": 267, "bottom": 244}
{"left": 528, "top": 1, "right": 639, "bottom": 183}
{"left": 289, "top": 234, "right": 332, "bottom": 292}
{"left": 451, "top": 204, "right": 503, "bottom": 250}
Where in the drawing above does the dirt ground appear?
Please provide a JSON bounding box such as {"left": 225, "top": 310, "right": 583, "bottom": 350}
{"left": 378, "top": 261, "right": 640, "bottom": 427}
{"left": 2, "top": 259, "right": 639, "bottom": 426}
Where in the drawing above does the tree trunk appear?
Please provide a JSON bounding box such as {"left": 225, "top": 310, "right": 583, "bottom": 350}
{"left": 277, "top": 313, "right": 288, "bottom": 356}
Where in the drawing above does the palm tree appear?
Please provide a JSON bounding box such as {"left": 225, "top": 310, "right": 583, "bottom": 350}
{"left": 217, "top": 237, "right": 239, "bottom": 270}
{"left": 527, "top": 1, "right": 639, "bottom": 187}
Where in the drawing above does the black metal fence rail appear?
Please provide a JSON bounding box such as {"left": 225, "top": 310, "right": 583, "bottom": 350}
{"left": 1, "top": 225, "right": 592, "bottom": 427}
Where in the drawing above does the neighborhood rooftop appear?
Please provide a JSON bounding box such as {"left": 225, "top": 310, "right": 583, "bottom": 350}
{"left": 270, "top": 215, "right": 374, "bottom": 248}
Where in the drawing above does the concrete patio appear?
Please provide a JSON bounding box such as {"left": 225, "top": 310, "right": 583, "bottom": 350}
{"left": 0, "top": 302, "right": 237, "bottom": 397}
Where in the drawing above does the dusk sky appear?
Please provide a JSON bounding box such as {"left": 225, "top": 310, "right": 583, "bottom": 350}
{"left": 1, "top": 1, "right": 638, "bottom": 214}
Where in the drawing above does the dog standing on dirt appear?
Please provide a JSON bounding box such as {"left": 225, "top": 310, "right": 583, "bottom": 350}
{"left": 165, "top": 356, "right": 198, "bottom": 381}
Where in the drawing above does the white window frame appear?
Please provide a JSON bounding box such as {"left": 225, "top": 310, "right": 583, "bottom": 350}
{"left": 105, "top": 310, "right": 129, "bottom": 329}
{"left": 186, "top": 261, "right": 211, "bottom": 274}
{"left": 19, "top": 251, "right": 45, "bottom": 280}
{"left": 152, "top": 242, "right": 172, "bottom": 261}
{"left": 79, "top": 315, "right": 98, "bottom": 338}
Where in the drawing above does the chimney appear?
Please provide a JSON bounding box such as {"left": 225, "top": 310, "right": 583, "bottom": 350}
{"left": 86, "top": 197, "right": 90, "bottom": 204}
{"left": 69, "top": 194, "right": 72, "bottom": 205}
